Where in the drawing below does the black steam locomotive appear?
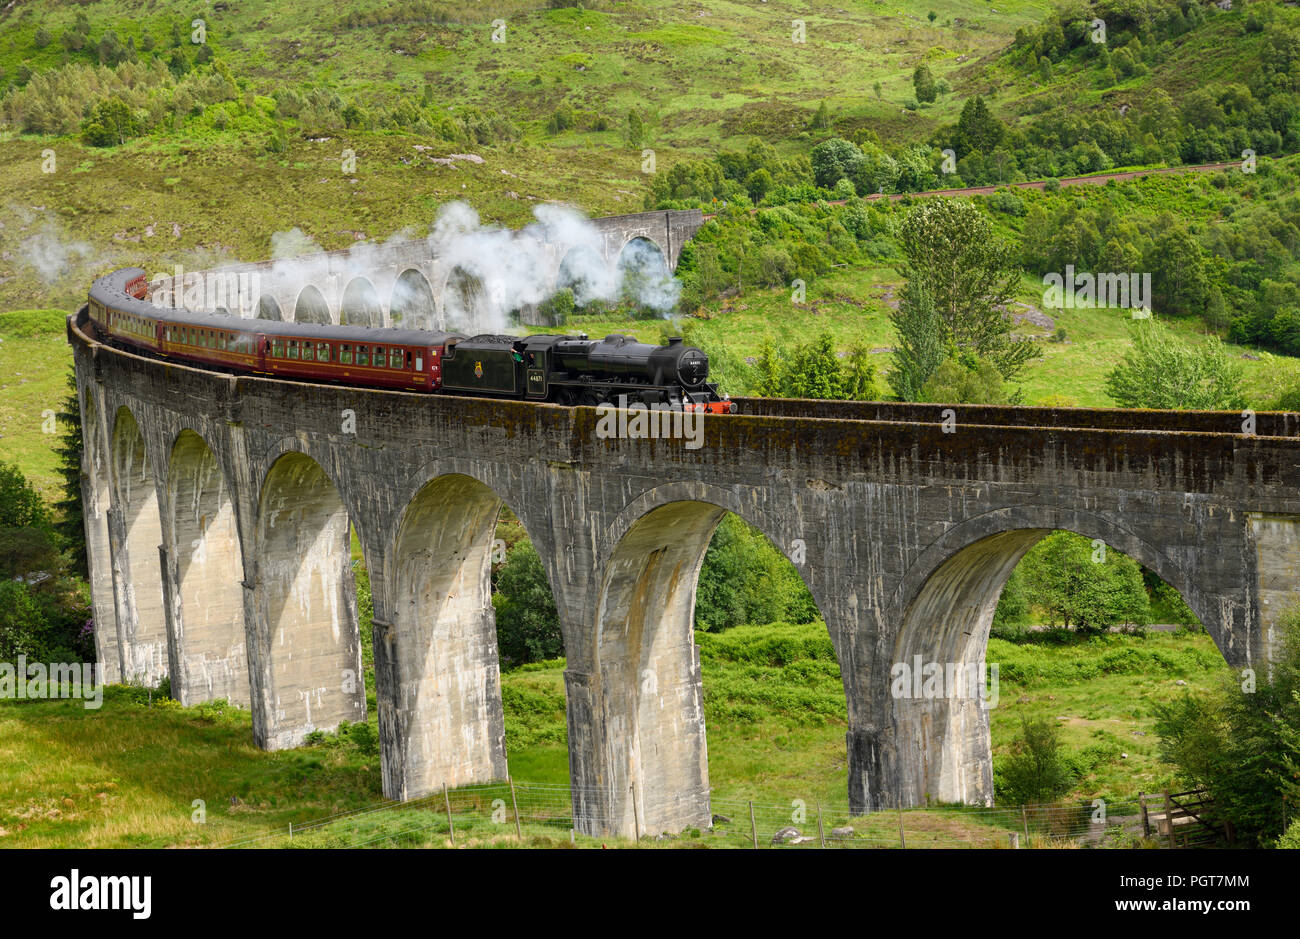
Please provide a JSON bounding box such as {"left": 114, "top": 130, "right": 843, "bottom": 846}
{"left": 441, "top": 332, "right": 732, "bottom": 412}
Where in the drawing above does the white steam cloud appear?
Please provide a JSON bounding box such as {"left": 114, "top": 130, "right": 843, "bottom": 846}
{"left": 429, "top": 200, "right": 680, "bottom": 334}
{"left": 9, "top": 207, "right": 111, "bottom": 285}
{"left": 154, "top": 202, "right": 681, "bottom": 334}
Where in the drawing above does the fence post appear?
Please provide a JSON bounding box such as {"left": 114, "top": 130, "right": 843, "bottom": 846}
{"left": 509, "top": 776, "right": 522, "bottom": 842}
{"left": 897, "top": 803, "right": 906, "bottom": 849}
{"left": 632, "top": 784, "right": 641, "bottom": 845}
{"left": 1163, "top": 790, "right": 1175, "bottom": 850}
{"left": 816, "top": 800, "right": 825, "bottom": 848}
{"left": 1140, "top": 793, "right": 1150, "bottom": 838}
{"left": 1009, "top": 832, "right": 1019, "bottom": 849}
{"left": 288, "top": 821, "right": 293, "bottom": 842}
{"left": 1021, "top": 806, "right": 1029, "bottom": 845}
{"left": 444, "top": 784, "right": 455, "bottom": 846}
{"left": 749, "top": 801, "right": 758, "bottom": 849}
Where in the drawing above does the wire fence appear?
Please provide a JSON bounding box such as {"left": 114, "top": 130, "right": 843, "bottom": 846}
{"left": 219, "top": 782, "right": 1159, "bottom": 850}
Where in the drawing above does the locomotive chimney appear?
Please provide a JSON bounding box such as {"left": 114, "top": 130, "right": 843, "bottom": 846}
{"left": 668, "top": 336, "right": 683, "bottom": 346}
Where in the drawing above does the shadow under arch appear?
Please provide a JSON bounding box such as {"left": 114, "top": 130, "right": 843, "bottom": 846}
{"left": 293, "top": 284, "right": 331, "bottom": 325}
{"left": 110, "top": 405, "right": 169, "bottom": 685}
{"left": 167, "top": 429, "right": 250, "bottom": 707}
{"left": 256, "top": 295, "right": 283, "bottom": 321}
{"left": 442, "top": 266, "right": 486, "bottom": 333}
{"left": 389, "top": 268, "right": 437, "bottom": 330}
{"left": 555, "top": 245, "right": 615, "bottom": 306}
{"left": 384, "top": 472, "right": 536, "bottom": 799}
{"left": 254, "top": 450, "right": 365, "bottom": 750}
{"left": 885, "top": 506, "right": 1220, "bottom": 811}
{"left": 340, "top": 275, "right": 383, "bottom": 328}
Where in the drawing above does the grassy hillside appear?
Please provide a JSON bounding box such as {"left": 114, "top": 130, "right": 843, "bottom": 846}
{"left": 0, "top": 0, "right": 1058, "bottom": 311}
{"left": 0, "top": 621, "right": 1228, "bottom": 847}
{"left": 0, "top": 308, "right": 71, "bottom": 497}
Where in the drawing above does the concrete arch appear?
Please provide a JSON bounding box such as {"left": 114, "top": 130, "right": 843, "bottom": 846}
{"left": 441, "top": 266, "right": 487, "bottom": 333}
{"left": 615, "top": 236, "right": 675, "bottom": 311}
{"left": 588, "top": 497, "right": 727, "bottom": 836}
{"left": 555, "top": 245, "right": 615, "bottom": 306}
{"left": 389, "top": 269, "right": 437, "bottom": 330}
{"left": 167, "top": 429, "right": 250, "bottom": 707}
{"left": 615, "top": 234, "right": 668, "bottom": 272}
{"left": 256, "top": 294, "right": 283, "bottom": 321}
{"left": 293, "top": 284, "right": 331, "bottom": 325}
{"left": 340, "top": 276, "right": 383, "bottom": 328}
{"left": 254, "top": 450, "right": 365, "bottom": 749}
{"left": 110, "top": 405, "right": 169, "bottom": 685}
{"left": 886, "top": 506, "right": 1217, "bottom": 810}
{"left": 384, "top": 473, "right": 518, "bottom": 798}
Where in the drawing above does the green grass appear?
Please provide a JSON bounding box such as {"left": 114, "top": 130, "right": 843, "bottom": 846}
{"left": 0, "top": 621, "right": 1229, "bottom": 846}
{"left": 0, "top": 309, "right": 72, "bottom": 498}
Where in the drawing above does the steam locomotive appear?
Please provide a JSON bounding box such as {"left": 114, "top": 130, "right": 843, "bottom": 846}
{"left": 85, "top": 267, "right": 737, "bottom": 413}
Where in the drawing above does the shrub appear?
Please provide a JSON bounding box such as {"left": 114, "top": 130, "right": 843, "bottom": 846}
{"left": 996, "top": 716, "right": 1078, "bottom": 805}
{"left": 493, "top": 540, "right": 563, "bottom": 668}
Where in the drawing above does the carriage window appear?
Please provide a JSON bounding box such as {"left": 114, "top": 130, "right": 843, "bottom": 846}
{"left": 415, "top": 354, "right": 423, "bottom": 371}
{"left": 340, "top": 345, "right": 352, "bottom": 365}
{"left": 288, "top": 340, "right": 299, "bottom": 360}
{"left": 273, "top": 340, "right": 284, "bottom": 358}
{"left": 357, "top": 346, "right": 369, "bottom": 366}
{"left": 391, "top": 350, "right": 404, "bottom": 369}
{"left": 317, "top": 342, "right": 330, "bottom": 362}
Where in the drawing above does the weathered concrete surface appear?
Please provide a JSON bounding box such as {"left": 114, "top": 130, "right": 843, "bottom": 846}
{"left": 72, "top": 313, "right": 1300, "bottom": 837}
{"left": 166, "top": 430, "right": 249, "bottom": 706}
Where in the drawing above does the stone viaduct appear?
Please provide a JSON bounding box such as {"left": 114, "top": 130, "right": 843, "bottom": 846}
{"left": 147, "top": 208, "right": 705, "bottom": 329}
{"left": 70, "top": 287, "right": 1300, "bottom": 837}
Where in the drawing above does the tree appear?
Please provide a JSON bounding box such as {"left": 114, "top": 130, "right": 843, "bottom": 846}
{"left": 956, "top": 96, "right": 1004, "bottom": 155}
{"left": 888, "top": 280, "right": 945, "bottom": 400}
{"left": 996, "top": 716, "right": 1077, "bottom": 805}
{"left": 810, "top": 99, "right": 832, "bottom": 130}
{"left": 913, "top": 63, "right": 937, "bottom": 103}
{"left": 1019, "top": 532, "right": 1151, "bottom": 631}
{"left": 897, "top": 198, "right": 1037, "bottom": 380}
{"left": 80, "top": 97, "right": 141, "bottom": 146}
{"left": 492, "top": 540, "right": 562, "bottom": 668}
{"left": 919, "top": 354, "right": 1012, "bottom": 405}
{"left": 810, "top": 137, "right": 864, "bottom": 189}
{"left": 756, "top": 332, "right": 881, "bottom": 401}
{"left": 1146, "top": 227, "right": 1210, "bottom": 316}
{"left": 625, "top": 109, "right": 645, "bottom": 148}
{"left": 0, "top": 461, "right": 50, "bottom": 531}
{"left": 695, "top": 515, "right": 817, "bottom": 631}
{"left": 1104, "top": 318, "right": 1245, "bottom": 410}
{"left": 1154, "top": 605, "right": 1300, "bottom": 846}
{"left": 53, "top": 369, "right": 86, "bottom": 576}
{"left": 97, "top": 30, "right": 125, "bottom": 66}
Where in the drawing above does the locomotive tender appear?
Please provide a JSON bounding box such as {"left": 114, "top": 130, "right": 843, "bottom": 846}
{"left": 85, "top": 267, "right": 736, "bottom": 413}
